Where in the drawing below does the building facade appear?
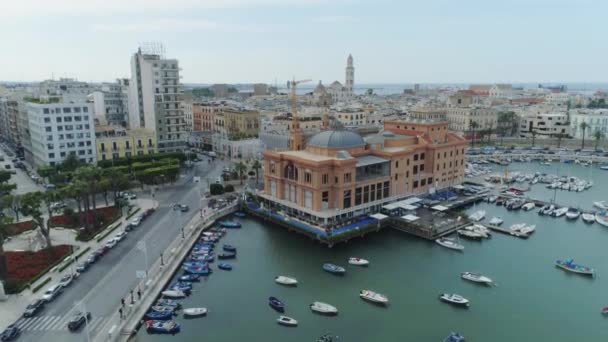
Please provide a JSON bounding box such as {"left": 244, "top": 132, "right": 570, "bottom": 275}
{"left": 95, "top": 126, "right": 156, "bottom": 161}
{"left": 128, "top": 47, "right": 187, "bottom": 152}
{"left": 91, "top": 79, "right": 130, "bottom": 127}
{"left": 26, "top": 99, "right": 96, "bottom": 166}
{"left": 519, "top": 113, "right": 570, "bottom": 138}
{"left": 570, "top": 109, "right": 608, "bottom": 139}
{"left": 408, "top": 107, "right": 447, "bottom": 122}
{"left": 446, "top": 106, "right": 497, "bottom": 137}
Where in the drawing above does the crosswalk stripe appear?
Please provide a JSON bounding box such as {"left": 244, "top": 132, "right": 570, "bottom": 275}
{"left": 20, "top": 317, "right": 40, "bottom": 330}
{"left": 49, "top": 315, "right": 68, "bottom": 330}
{"left": 31, "top": 316, "right": 54, "bottom": 330}
{"left": 40, "top": 316, "right": 62, "bottom": 330}
{"left": 25, "top": 317, "right": 45, "bottom": 330}
{"left": 14, "top": 318, "right": 26, "bottom": 329}
{"left": 88, "top": 317, "right": 104, "bottom": 331}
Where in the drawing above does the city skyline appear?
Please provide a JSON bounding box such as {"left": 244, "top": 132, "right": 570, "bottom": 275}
{"left": 1, "top": 0, "right": 607, "bottom": 83}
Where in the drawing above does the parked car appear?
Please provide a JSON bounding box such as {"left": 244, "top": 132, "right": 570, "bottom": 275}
{"left": 67, "top": 312, "right": 92, "bottom": 331}
{"left": 94, "top": 247, "right": 107, "bottom": 258}
{"left": 75, "top": 262, "right": 90, "bottom": 273}
{"left": 50, "top": 202, "right": 67, "bottom": 211}
{"left": 105, "top": 238, "right": 118, "bottom": 249}
{"left": 23, "top": 299, "right": 45, "bottom": 318}
{"left": 0, "top": 324, "right": 20, "bottom": 341}
{"left": 114, "top": 231, "right": 127, "bottom": 242}
{"left": 58, "top": 274, "right": 76, "bottom": 288}
{"left": 173, "top": 204, "right": 189, "bottom": 212}
{"left": 130, "top": 216, "right": 141, "bottom": 227}
{"left": 4, "top": 164, "right": 11, "bottom": 170}
{"left": 41, "top": 284, "right": 63, "bottom": 303}
{"left": 142, "top": 208, "right": 155, "bottom": 218}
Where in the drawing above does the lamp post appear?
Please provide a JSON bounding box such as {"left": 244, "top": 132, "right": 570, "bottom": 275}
{"left": 137, "top": 241, "right": 149, "bottom": 277}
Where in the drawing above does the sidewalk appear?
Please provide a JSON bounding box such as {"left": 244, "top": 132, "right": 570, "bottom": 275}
{"left": 0, "top": 198, "right": 159, "bottom": 331}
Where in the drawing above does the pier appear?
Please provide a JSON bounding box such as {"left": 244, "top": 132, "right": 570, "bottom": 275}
{"left": 483, "top": 224, "right": 529, "bottom": 239}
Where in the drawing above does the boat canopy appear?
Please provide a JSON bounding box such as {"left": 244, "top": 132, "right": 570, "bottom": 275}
{"left": 370, "top": 213, "right": 388, "bottom": 220}
{"left": 432, "top": 205, "right": 449, "bottom": 212}
{"left": 401, "top": 214, "right": 420, "bottom": 222}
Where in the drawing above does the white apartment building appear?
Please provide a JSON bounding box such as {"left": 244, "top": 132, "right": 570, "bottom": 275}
{"left": 26, "top": 99, "right": 96, "bottom": 166}
{"left": 519, "top": 113, "right": 570, "bottom": 138}
{"left": 446, "top": 106, "right": 497, "bottom": 135}
{"left": 129, "top": 47, "right": 187, "bottom": 152}
{"left": 91, "top": 79, "right": 130, "bottom": 127}
{"left": 181, "top": 100, "right": 193, "bottom": 132}
{"left": 570, "top": 109, "right": 608, "bottom": 139}
{"left": 488, "top": 84, "right": 513, "bottom": 99}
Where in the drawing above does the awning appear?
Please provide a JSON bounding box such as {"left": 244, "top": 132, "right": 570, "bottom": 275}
{"left": 356, "top": 155, "right": 389, "bottom": 167}
{"left": 431, "top": 205, "right": 449, "bottom": 212}
{"left": 370, "top": 213, "right": 388, "bottom": 220}
{"left": 397, "top": 204, "right": 418, "bottom": 211}
{"left": 401, "top": 214, "right": 420, "bottom": 222}
{"left": 382, "top": 203, "right": 399, "bottom": 210}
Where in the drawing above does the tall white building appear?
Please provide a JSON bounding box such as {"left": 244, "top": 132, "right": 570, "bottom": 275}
{"left": 314, "top": 55, "right": 355, "bottom": 105}
{"left": 26, "top": 98, "right": 96, "bottom": 166}
{"left": 91, "top": 78, "right": 130, "bottom": 127}
{"left": 129, "top": 46, "right": 187, "bottom": 152}
{"left": 345, "top": 54, "right": 354, "bottom": 94}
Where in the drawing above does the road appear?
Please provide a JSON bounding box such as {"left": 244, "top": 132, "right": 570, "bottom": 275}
{"left": 11, "top": 156, "right": 227, "bottom": 342}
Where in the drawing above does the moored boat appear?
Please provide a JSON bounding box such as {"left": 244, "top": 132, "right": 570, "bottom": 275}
{"left": 348, "top": 257, "right": 369, "bottom": 266}
{"left": 457, "top": 230, "right": 483, "bottom": 241}
{"left": 602, "top": 306, "right": 608, "bottom": 315}
{"left": 182, "top": 266, "right": 211, "bottom": 276}
{"left": 359, "top": 289, "right": 389, "bottom": 304}
{"left": 593, "top": 201, "right": 608, "bottom": 210}
{"left": 310, "top": 301, "right": 338, "bottom": 315}
{"left": 274, "top": 275, "right": 298, "bottom": 286}
{"left": 461, "top": 272, "right": 493, "bottom": 285}
{"left": 145, "top": 310, "right": 174, "bottom": 321}
{"left": 468, "top": 210, "right": 486, "bottom": 222}
{"left": 277, "top": 315, "right": 298, "bottom": 326}
{"left": 581, "top": 212, "right": 595, "bottom": 224}
{"left": 269, "top": 296, "right": 285, "bottom": 312}
{"left": 222, "top": 244, "right": 237, "bottom": 252}
{"left": 444, "top": 332, "right": 466, "bottom": 342}
{"left": 218, "top": 263, "right": 232, "bottom": 271}
{"left": 161, "top": 290, "right": 186, "bottom": 299}
{"left": 145, "top": 320, "right": 180, "bottom": 334}
{"left": 439, "top": 293, "right": 470, "bottom": 307}
{"left": 322, "top": 263, "right": 346, "bottom": 275}
{"left": 183, "top": 307, "right": 207, "bottom": 317}
{"left": 522, "top": 202, "right": 536, "bottom": 211}
{"left": 595, "top": 212, "right": 608, "bottom": 227}
{"left": 552, "top": 207, "right": 568, "bottom": 217}
{"left": 178, "top": 274, "right": 200, "bottom": 282}
{"left": 156, "top": 299, "right": 181, "bottom": 308}
{"left": 555, "top": 259, "right": 594, "bottom": 276}
{"left": 234, "top": 211, "right": 246, "bottom": 217}
{"left": 565, "top": 208, "right": 581, "bottom": 220}
{"left": 435, "top": 237, "right": 464, "bottom": 251}
{"left": 488, "top": 217, "right": 503, "bottom": 226}
{"left": 218, "top": 252, "right": 236, "bottom": 259}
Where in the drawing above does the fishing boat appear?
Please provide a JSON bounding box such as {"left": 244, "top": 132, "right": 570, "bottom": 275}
{"left": 182, "top": 266, "right": 211, "bottom": 276}
{"left": 435, "top": 237, "right": 464, "bottom": 251}
{"left": 595, "top": 212, "right": 608, "bottom": 227}
{"left": 218, "top": 263, "right": 232, "bottom": 271}
{"left": 234, "top": 211, "right": 246, "bottom": 217}
{"left": 277, "top": 316, "right": 298, "bottom": 326}
{"left": 168, "top": 282, "right": 192, "bottom": 294}
{"left": 156, "top": 299, "right": 182, "bottom": 308}
{"left": 145, "top": 320, "right": 180, "bottom": 334}
{"left": 444, "top": 332, "right": 466, "bottom": 342}
{"left": 359, "top": 290, "right": 389, "bottom": 304}
{"left": 555, "top": 259, "right": 594, "bottom": 276}
{"left": 565, "top": 208, "right": 581, "bottom": 220}
{"left": 581, "top": 212, "right": 595, "bottom": 224}
{"left": 178, "top": 274, "right": 201, "bottom": 282}
{"left": 457, "top": 230, "right": 483, "bottom": 241}
{"left": 150, "top": 305, "right": 178, "bottom": 314}
{"left": 488, "top": 217, "right": 503, "bottom": 226}
{"left": 593, "top": 201, "right": 608, "bottom": 210}
{"left": 218, "top": 252, "right": 236, "bottom": 259}
{"left": 439, "top": 293, "right": 470, "bottom": 307}
{"left": 468, "top": 210, "right": 485, "bottom": 222}
{"left": 310, "top": 301, "right": 338, "bottom": 315}
{"left": 274, "top": 275, "right": 298, "bottom": 286}
{"left": 182, "top": 261, "right": 208, "bottom": 269}
{"left": 539, "top": 204, "right": 555, "bottom": 216}
{"left": 348, "top": 257, "right": 369, "bottom": 266}
{"left": 461, "top": 272, "right": 493, "bottom": 285}
{"left": 602, "top": 306, "right": 608, "bottom": 315}
{"left": 219, "top": 220, "right": 241, "bottom": 229}
{"left": 322, "top": 263, "right": 346, "bottom": 275}
{"left": 466, "top": 224, "right": 491, "bottom": 238}
{"left": 145, "top": 310, "right": 174, "bottom": 321}
{"left": 552, "top": 207, "right": 568, "bottom": 217}
{"left": 510, "top": 223, "right": 536, "bottom": 235}
{"left": 522, "top": 202, "right": 536, "bottom": 211}
{"left": 222, "top": 244, "right": 237, "bottom": 252}
{"left": 268, "top": 296, "right": 285, "bottom": 312}
{"left": 183, "top": 307, "right": 207, "bottom": 317}
{"left": 187, "top": 255, "right": 214, "bottom": 263}
{"left": 161, "top": 290, "right": 186, "bottom": 299}
{"left": 317, "top": 334, "right": 339, "bottom": 342}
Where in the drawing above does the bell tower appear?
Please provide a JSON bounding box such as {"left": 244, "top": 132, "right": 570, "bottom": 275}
{"left": 345, "top": 54, "right": 354, "bottom": 96}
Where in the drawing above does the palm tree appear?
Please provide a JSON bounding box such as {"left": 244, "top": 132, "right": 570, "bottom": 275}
{"left": 20, "top": 192, "right": 54, "bottom": 249}
{"left": 234, "top": 162, "right": 248, "bottom": 185}
{"left": 531, "top": 129, "right": 537, "bottom": 147}
{"left": 593, "top": 130, "right": 604, "bottom": 150}
{"left": 580, "top": 122, "right": 589, "bottom": 149}
{"left": 251, "top": 160, "right": 262, "bottom": 185}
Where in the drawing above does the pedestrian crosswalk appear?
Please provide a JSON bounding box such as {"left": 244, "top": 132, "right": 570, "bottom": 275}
{"left": 14, "top": 315, "right": 108, "bottom": 332}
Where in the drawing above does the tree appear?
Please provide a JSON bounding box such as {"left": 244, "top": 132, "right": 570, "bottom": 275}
{"left": 497, "top": 111, "right": 518, "bottom": 137}
{"left": 0, "top": 212, "right": 12, "bottom": 280}
{"left": 0, "top": 171, "right": 16, "bottom": 280}
{"left": 20, "top": 192, "right": 54, "bottom": 249}
{"left": 234, "top": 162, "right": 248, "bottom": 185}
{"left": 580, "top": 122, "right": 589, "bottom": 149}
{"left": 593, "top": 130, "right": 604, "bottom": 150}
{"left": 59, "top": 154, "right": 83, "bottom": 172}
{"left": 554, "top": 133, "right": 566, "bottom": 149}
{"left": 531, "top": 129, "right": 537, "bottom": 147}
{"left": 251, "top": 160, "right": 262, "bottom": 184}
{"left": 0, "top": 171, "right": 16, "bottom": 195}
{"left": 469, "top": 121, "right": 479, "bottom": 148}
{"left": 209, "top": 183, "right": 224, "bottom": 195}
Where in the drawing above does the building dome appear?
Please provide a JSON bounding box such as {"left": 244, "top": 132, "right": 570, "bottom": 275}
{"left": 307, "top": 130, "right": 365, "bottom": 149}
{"left": 314, "top": 81, "right": 326, "bottom": 94}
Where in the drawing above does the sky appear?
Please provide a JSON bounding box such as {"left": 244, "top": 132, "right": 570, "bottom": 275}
{"left": 0, "top": 0, "right": 606, "bottom": 84}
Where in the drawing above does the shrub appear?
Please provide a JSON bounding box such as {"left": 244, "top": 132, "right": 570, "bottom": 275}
{"left": 224, "top": 184, "right": 235, "bottom": 193}
{"left": 210, "top": 183, "right": 224, "bottom": 195}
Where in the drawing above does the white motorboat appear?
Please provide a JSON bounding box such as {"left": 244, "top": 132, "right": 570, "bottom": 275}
{"left": 593, "top": 201, "right": 608, "bottom": 210}
{"left": 468, "top": 210, "right": 486, "bottom": 222}
{"left": 275, "top": 276, "right": 298, "bottom": 286}
{"left": 595, "top": 212, "right": 608, "bottom": 227}
{"left": 439, "top": 293, "right": 470, "bottom": 307}
{"left": 461, "top": 272, "right": 493, "bottom": 285}
{"left": 522, "top": 203, "right": 536, "bottom": 211}
{"left": 310, "top": 301, "right": 338, "bottom": 315}
{"left": 183, "top": 307, "right": 207, "bottom": 317}
{"left": 435, "top": 237, "right": 464, "bottom": 251}
{"left": 359, "top": 290, "right": 389, "bottom": 304}
{"left": 457, "top": 229, "right": 483, "bottom": 240}
{"left": 581, "top": 213, "right": 595, "bottom": 224}
{"left": 161, "top": 290, "right": 186, "bottom": 299}
{"left": 488, "top": 217, "right": 503, "bottom": 226}
{"left": 565, "top": 208, "right": 580, "bottom": 220}
{"left": 277, "top": 316, "right": 298, "bottom": 326}
{"left": 348, "top": 257, "right": 369, "bottom": 266}
{"left": 552, "top": 207, "right": 568, "bottom": 217}
{"left": 463, "top": 224, "right": 491, "bottom": 239}
{"left": 510, "top": 223, "right": 536, "bottom": 235}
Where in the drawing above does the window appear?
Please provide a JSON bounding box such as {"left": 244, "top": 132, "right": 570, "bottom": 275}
{"left": 343, "top": 190, "right": 351, "bottom": 208}
{"left": 74, "top": 107, "right": 81, "bottom": 113}
{"left": 48, "top": 153, "right": 55, "bottom": 158}
{"left": 60, "top": 152, "right": 66, "bottom": 157}
{"left": 414, "top": 154, "right": 418, "bottom": 161}
{"left": 46, "top": 135, "right": 53, "bottom": 141}
{"left": 421, "top": 179, "right": 426, "bottom": 186}
{"left": 355, "top": 187, "right": 362, "bottom": 205}
{"left": 44, "top": 117, "right": 50, "bottom": 123}
{"left": 125, "top": 152, "right": 132, "bottom": 158}
{"left": 420, "top": 164, "right": 425, "bottom": 172}
{"left": 304, "top": 172, "right": 312, "bottom": 183}
{"left": 56, "top": 117, "right": 62, "bottom": 123}
{"left": 421, "top": 153, "right": 425, "bottom": 160}
{"left": 344, "top": 173, "right": 352, "bottom": 183}
{"left": 112, "top": 142, "right": 117, "bottom": 150}
{"left": 413, "top": 165, "right": 418, "bottom": 174}
{"left": 395, "top": 161, "right": 399, "bottom": 168}
{"left": 45, "top": 127, "right": 52, "bottom": 132}
{"left": 83, "top": 107, "right": 88, "bottom": 113}
{"left": 47, "top": 143, "right": 54, "bottom": 149}
{"left": 335, "top": 176, "right": 339, "bottom": 184}
{"left": 407, "top": 159, "right": 410, "bottom": 166}
{"left": 78, "top": 141, "right": 84, "bottom": 147}
{"left": 363, "top": 185, "right": 369, "bottom": 203}
{"left": 395, "top": 174, "right": 399, "bottom": 180}
{"left": 78, "top": 150, "right": 85, "bottom": 156}
{"left": 63, "top": 107, "right": 71, "bottom": 113}
{"left": 58, "top": 134, "right": 64, "bottom": 140}
{"left": 43, "top": 108, "right": 50, "bottom": 114}
{"left": 413, "top": 181, "right": 419, "bottom": 188}
{"left": 383, "top": 181, "right": 389, "bottom": 198}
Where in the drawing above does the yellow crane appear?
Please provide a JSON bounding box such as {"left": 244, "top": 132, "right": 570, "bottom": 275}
{"left": 286, "top": 78, "right": 311, "bottom": 150}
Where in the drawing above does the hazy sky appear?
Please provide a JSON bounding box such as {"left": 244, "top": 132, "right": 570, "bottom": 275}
{"left": 1, "top": 0, "right": 606, "bottom": 84}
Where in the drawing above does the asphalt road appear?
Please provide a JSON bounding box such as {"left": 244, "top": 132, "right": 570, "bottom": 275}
{"left": 12, "top": 157, "right": 227, "bottom": 342}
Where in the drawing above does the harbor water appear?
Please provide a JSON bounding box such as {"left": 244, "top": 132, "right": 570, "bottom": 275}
{"left": 139, "top": 162, "right": 608, "bottom": 341}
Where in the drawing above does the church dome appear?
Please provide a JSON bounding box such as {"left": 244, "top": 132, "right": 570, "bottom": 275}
{"left": 307, "top": 130, "right": 365, "bottom": 149}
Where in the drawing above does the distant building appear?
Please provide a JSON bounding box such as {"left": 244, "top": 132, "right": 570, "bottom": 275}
{"left": 128, "top": 47, "right": 187, "bottom": 152}
{"left": 0, "top": 97, "right": 21, "bottom": 146}
{"left": 313, "top": 81, "right": 332, "bottom": 107}
{"left": 211, "top": 84, "right": 229, "bottom": 98}
{"left": 91, "top": 79, "right": 130, "bottom": 127}
{"left": 223, "top": 108, "right": 260, "bottom": 138}
{"left": 570, "top": 109, "right": 608, "bottom": 139}
{"left": 316, "top": 55, "right": 356, "bottom": 104}
{"left": 520, "top": 113, "right": 570, "bottom": 138}
{"left": 26, "top": 98, "right": 96, "bottom": 166}
{"left": 181, "top": 99, "right": 193, "bottom": 132}
{"left": 409, "top": 107, "right": 447, "bottom": 122}
{"left": 446, "top": 107, "right": 497, "bottom": 138}
{"left": 95, "top": 126, "right": 157, "bottom": 161}
{"left": 253, "top": 83, "right": 269, "bottom": 96}
{"left": 489, "top": 84, "right": 513, "bottom": 99}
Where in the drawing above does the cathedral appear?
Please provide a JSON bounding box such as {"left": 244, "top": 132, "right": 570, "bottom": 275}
{"left": 313, "top": 54, "right": 355, "bottom": 106}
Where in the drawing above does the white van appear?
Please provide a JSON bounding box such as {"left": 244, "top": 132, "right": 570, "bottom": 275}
{"left": 41, "top": 284, "right": 63, "bottom": 302}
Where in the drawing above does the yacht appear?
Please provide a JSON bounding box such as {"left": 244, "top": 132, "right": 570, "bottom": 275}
{"left": 510, "top": 223, "right": 536, "bottom": 235}
{"left": 522, "top": 203, "right": 536, "bottom": 211}
{"left": 310, "top": 302, "right": 338, "bottom": 315}
{"left": 435, "top": 237, "right": 464, "bottom": 251}
{"left": 552, "top": 207, "right": 568, "bottom": 217}
{"left": 468, "top": 210, "right": 486, "bottom": 222}
{"left": 359, "top": 290, "right": 389, "bottom": 304}
{"left": 581, "top": 212, "right": 595, "bottom": 224}
{"left": 565, "top": 208, "right": 581, "bottom": 220}
{"left": 439, "top": 293, "right": 470, "bottom": 307}
{"left": 457, "top": 229, "right": 484, "bottom": 240}
{"left": 461, "top": 272, "right": 493, "bottom": 285}
{"left": 488, "top": 217, "right": 503, "bottom": 226}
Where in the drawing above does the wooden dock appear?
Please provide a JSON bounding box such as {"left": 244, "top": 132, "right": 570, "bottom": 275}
{"left": 483, "top": 224, "right": 529, "bottom": 239}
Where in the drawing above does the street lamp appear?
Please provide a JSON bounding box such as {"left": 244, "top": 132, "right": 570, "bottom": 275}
{"left": 137, "top": 241, "right": 149, "bottom": 277}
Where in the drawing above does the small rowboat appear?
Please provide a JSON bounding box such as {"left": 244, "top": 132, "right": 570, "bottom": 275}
{"left": 310, "top": 301, "right": 338, "bottom": 315}
{"left": 218, "top": 263, "right": 232, "bottom": 271}
{"left": 161, "top": 290, "right": 186, "bottom": 299}
{"left": 234, "top": 212, "right": 246, "bottom": 218}
{"left": 348, "top": 257, "right": 369, "bottom": 266}
{"left": 277, "top": 315, "right": 298, "bottom": 327}
{"left": 145, "top": 310, "right": 174, "bottom": 320}
{"left": 444, "top": 332, "right": 466, "bottom": 342}
{"left": 150, "top": 305, "right": 178, "bottom": 314}
{"left": 555, "top": 259, "right": 594, "bottom": 276}
{"left": 359, "top": 289, "right": 389, "bottom": 304}
{"left": 322, "top": 263, "right": 346, "bottom": 275}
{"left": 178, "top": 274, "right": 201, "bottom": 282}
{"left": 275, "top": 276, "right": 298, "bottom": 286}
{"left": 269, "top": 296, "right": 285, "bottom": 312}
{"left": 219, "top": 221, "right": 241, "bottom": 228}
{"left": 183, "top": 307, "right": 207, "bottom": 317}
{"left": 156, "top": 299, "right": 181, "bottom": 308}
{"left": 145, "top": 320, "right": 180, "bottom": 334}
{"left": 439, "top": 293, "right": 469, "bottom": 307}
{"left": 602, "top": 306, "right": 608, "bottom": 315}
{"left": 222, "top": 244, "right": 237, "bottom": 252}
{"left": 218, "top": 252, "right": 236, "bottom": 260}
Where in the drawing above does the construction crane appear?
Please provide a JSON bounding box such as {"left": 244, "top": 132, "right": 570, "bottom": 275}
{"left": 286, "top": 78, "right": 311, "bottom": 123}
